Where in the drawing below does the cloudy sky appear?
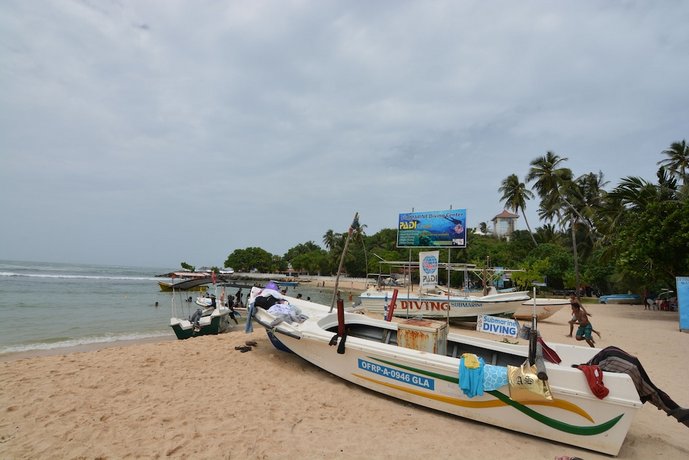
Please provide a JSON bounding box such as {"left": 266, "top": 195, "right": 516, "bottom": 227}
{"left": 1, "top": 0, "right": 687, "bottom": 269}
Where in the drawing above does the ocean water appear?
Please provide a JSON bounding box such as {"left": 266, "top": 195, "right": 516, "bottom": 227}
{"left": 0, "top": 260, "right": 335, "bottom": 356}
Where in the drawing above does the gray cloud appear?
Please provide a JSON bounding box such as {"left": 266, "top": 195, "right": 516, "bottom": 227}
{"left": 1, "top": 0, "right": 687, "bottom": 267}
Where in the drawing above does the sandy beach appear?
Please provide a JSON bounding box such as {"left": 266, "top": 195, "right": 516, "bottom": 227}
{"left": 1, "top": 302, "right": 688, "bottom": 459}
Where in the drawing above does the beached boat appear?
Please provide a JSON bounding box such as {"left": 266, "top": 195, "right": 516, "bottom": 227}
{"left": 357, "top": 287, "right": 529, "bottom": 320}
{"left": 251, "top": 297, "right": 641, "bottom": 455}
{"left": 598, "top": 294, "right": 641, "bottom": 304}
{"left": 434, "top": 286, "right": 570, "bottom": 321}
{"left": 169, "top": 305, "right": 232, "bottom": 340}
{"left": 169, "top": 290, "right": 234, "bottom": 340}
{"left": 513, "top": 298, "right": 570, "bottom": 321}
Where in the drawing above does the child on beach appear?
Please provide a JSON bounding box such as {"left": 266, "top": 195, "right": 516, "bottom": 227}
{"left": 571, "top": 303, "right": 596, "bottom": 347}
{"left": 566, "top": 294, "right": 601, "bottom": 340}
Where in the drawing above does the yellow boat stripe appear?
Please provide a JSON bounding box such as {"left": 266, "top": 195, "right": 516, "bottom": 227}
{"left": 353, "top": 373, "right": 594, "bottom": 422}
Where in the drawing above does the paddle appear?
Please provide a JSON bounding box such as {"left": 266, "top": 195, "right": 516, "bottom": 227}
{"left": 337, "top": 298, "right": 347, "bottom": 354}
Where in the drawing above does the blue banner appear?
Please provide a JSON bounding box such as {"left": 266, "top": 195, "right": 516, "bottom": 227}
{"left": 677, "top": 277, "right": 689, "bottom": 332}
{"left": 397, "top": 209, "right": 467, "bottom": 248}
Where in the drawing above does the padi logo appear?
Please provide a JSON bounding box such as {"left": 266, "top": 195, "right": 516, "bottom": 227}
{"left": 422, "top": 255, "right": 438, "bottom": 274}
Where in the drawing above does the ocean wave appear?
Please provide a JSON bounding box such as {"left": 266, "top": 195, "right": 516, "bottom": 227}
{"left": 0, "top": 331, "right": 171, "bottom": 355}
{"left": 0, "top": 272, "right": 158, "bottom": 282}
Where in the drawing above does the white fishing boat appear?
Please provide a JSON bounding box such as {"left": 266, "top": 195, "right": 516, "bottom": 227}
{"left": 513, "top": 297, "right": 570, "bottom": 321}
{"left": 357, "top": 287, "right": 529, "bottom": 320}
{"left": 251, "top": 296, "right": 642, "bottom": 455}
{"left": 169, "top": 306, "right": 232, "bottom": 340}
{"left": 169, "top": 291, "right": 234, "bottom": 340}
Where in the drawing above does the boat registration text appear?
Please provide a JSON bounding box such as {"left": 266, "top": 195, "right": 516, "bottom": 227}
{"left": 358, "top": 358, "right": 435, "bottom": 390}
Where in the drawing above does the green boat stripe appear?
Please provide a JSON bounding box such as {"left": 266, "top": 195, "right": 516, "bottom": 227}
{"left": 368, "top": 356, "right": 624, "bottom": 435}
{"left": 487, "top": 389, "right": 624, "bottom": 435}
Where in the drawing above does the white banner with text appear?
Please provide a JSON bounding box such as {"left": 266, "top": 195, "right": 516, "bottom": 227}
{"left": 419, "top": 251, "right": 439, "bottom": 291}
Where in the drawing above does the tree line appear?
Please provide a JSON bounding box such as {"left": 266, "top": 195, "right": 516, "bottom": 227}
{"left": 221, "top": 140, "right": 688, "bottom": 296}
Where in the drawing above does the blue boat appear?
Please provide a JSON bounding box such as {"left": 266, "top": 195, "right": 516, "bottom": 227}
{"left": 598, "top": 293, "right": 641, "bottom": 304}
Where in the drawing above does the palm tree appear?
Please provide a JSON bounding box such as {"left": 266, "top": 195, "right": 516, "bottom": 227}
{"left": 352, "top": 221, "right": 369, "bottom": 275}
{"left": 656, "top": 166, "right": 680, "bottom": 201}
{"left": 525, "top": 151, "right": 573, "bottom": 222}
{"left": 535, "top": 224, "right": 561, "bottom": 244}
{"left": 322, "top": 229, "right": 337, "bottom": 252}
{"left": 576, "top": 171, "right": 608, "bottom": 229}
{"left": 499, "top": 174, "right": 538, "bottom": 246}
{"left": 658, "top": 140, "right": 689, "bottom": 184}
{"left": 526, "top": 152, "right": 585, "bottom": 291}
{"left": 606, "top": 176, "right": 658, "bottom": 211}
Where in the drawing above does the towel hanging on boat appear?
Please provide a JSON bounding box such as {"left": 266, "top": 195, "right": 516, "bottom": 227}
{"left": 459, "top": 354, "right": 485, "bottom": 398}
{"left": 574, "top": 364, "right": 609, "bottom": 399}
{"left": 483, "top": 364, "right": 509, "bottom": 391}
{"left": 461, "top": 353, "right": 481, "bottom": 369}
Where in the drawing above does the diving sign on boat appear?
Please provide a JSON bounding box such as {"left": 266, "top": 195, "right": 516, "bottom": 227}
{"left": 358, "top": 358, "right": 435, "bottom": 390}
{"left": 476, "top": 315, "right": 519, "bottom": 338}
{"left": 397, "top": 299, "right": 484, "bottom": 311}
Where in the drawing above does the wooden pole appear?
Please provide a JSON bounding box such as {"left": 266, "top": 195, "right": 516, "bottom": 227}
{"left": 330, "top": 212, "right": 358, "bottom": 313}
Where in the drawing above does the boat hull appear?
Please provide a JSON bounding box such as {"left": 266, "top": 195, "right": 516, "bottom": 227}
{"left": 159, "top": 280, "right": 211, "bottom": 292}
{"left": 599, "top": 294, "right": 641, "bottom": 304}
{"left": 358, "top": 289, "right": 527, "bottom": 320}
{"left": 513, "top": 299, "right": 569, "bottom": 321}
{"left": 254, "top": 302, "right": 640, "bottom": 455}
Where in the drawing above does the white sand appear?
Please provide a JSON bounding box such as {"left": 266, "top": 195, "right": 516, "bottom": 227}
{"left": 1, "top": 303, "right": 688, "bottom": 459}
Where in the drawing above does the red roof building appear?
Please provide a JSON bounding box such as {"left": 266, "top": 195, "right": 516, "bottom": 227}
{"left": 491, "top": 210, "right": 519, "bottom": 238}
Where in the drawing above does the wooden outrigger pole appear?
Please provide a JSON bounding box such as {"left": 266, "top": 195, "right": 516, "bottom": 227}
{"left": 330, "top": 212, "right": 359, "bottom": 313}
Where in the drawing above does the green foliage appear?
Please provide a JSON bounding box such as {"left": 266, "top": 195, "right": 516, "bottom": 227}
{"left": 224, "top": 247, "right": 274, "bottom": 273}
{"left": 291, "top": 249, "right": 330, "bottom": 275}
{"left": 218, "top": 140, "right": 687, "bottom": 295}
{"left": 283, "top": 241, "right": 322, "bottom": 260}
{"left": 610, "top": 199, "right": 689, "bottom": 289}
{"left": 516, "top": 243, "right": 572, "bottom": 289}
{"left": 180, "top": 262, "right": 195, "bottom": 272}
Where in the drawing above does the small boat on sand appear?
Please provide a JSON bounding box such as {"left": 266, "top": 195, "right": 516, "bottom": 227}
{"left": 598, "top": 294, "right": 641, "bottom": 304}
{"left": 251, "top": 296, "right": 641, "bottom": 455}
{"left": 513, "top": 298, "right": 570, "bottom": 321}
